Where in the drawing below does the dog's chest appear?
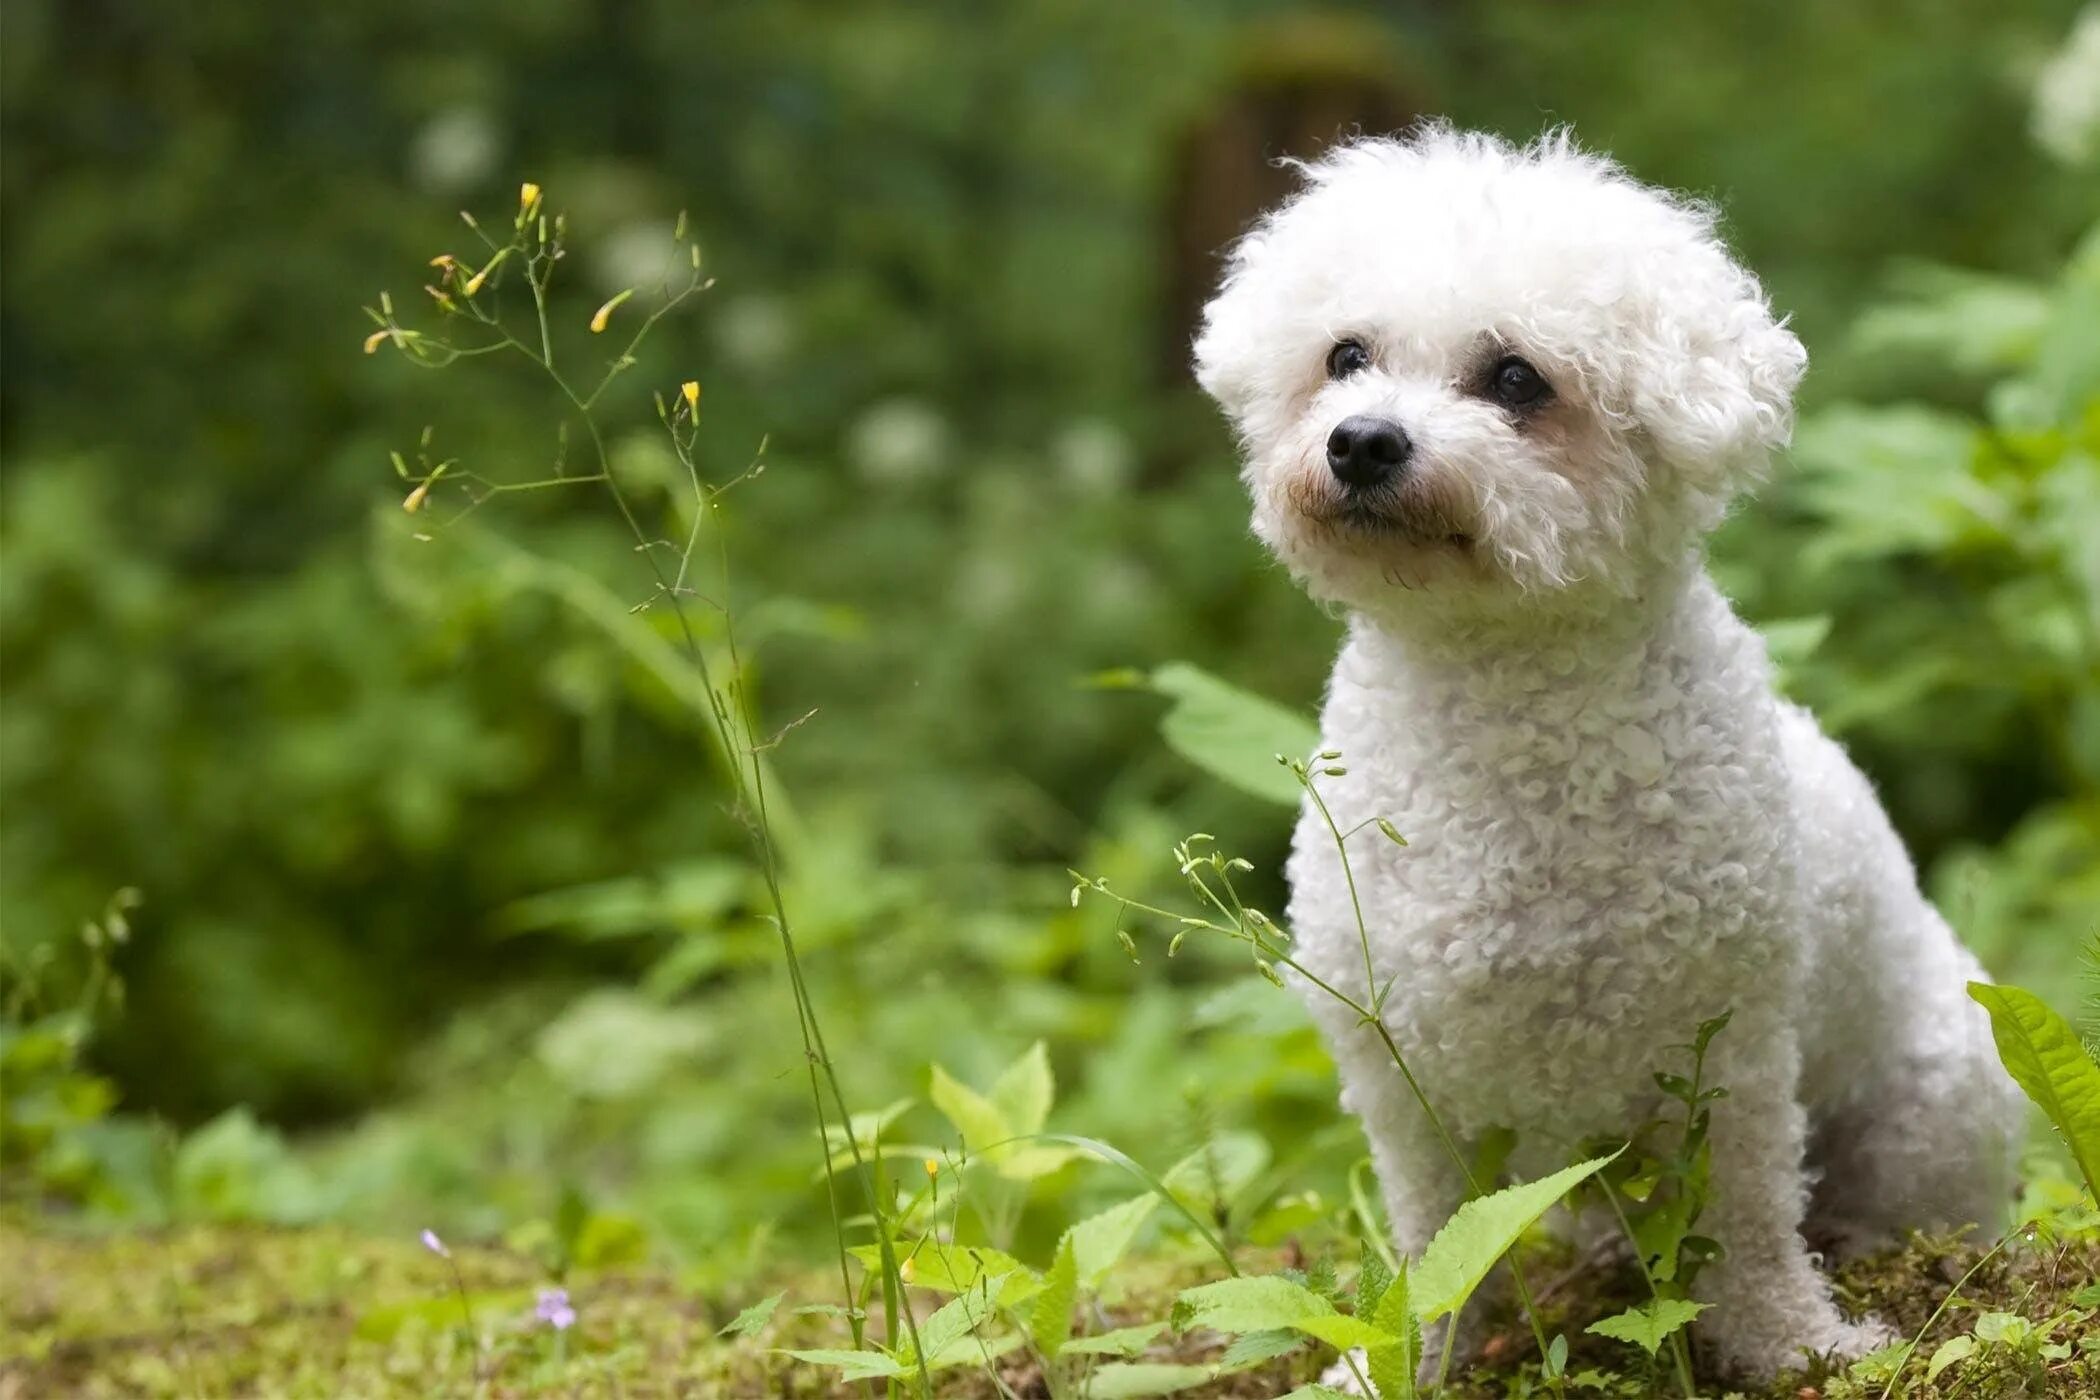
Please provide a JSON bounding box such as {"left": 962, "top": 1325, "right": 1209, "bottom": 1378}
{"left": 1286, "top": 609, "right": 1797, "bottom": 1132}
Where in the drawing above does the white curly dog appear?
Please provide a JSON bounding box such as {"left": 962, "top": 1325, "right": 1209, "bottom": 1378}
{"left": 1193, "top": 127, "right": 2022, "bottom": 1381}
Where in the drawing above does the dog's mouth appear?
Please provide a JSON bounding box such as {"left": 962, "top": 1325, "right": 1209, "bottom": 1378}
{"left": 1331, "top": 503, "right": 1473, "bottom": 550}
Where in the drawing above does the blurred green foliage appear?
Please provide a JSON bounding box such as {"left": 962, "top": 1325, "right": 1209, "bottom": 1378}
{"left": 2, "top": 0, "right": 2097, "bottom": 1285}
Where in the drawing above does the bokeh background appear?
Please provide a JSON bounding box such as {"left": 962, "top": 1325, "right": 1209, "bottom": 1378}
{"left": 5, "top": 1, "right": 2097, "bottom": 1279}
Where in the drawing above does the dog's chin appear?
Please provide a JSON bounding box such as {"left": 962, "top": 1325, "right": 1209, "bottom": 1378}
{"left": 1323, "top": 503, "right": 1475, "bottom": 552}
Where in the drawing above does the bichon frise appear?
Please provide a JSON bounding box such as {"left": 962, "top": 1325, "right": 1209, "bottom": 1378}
{"left": 1193, "top": 126, "right": 2021, "bottom": 1381}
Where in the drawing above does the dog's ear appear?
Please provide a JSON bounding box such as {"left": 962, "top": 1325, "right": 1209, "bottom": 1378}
{"left": 1191, "top": 254, "right": 1267, "bottom": 428}
{"left": 1629, "top": 266, "right": 1807, "bottom": 513}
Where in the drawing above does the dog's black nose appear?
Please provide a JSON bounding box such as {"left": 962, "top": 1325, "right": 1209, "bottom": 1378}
{"left": 1326, "top": 414, "right": 1412, "bottom": 490}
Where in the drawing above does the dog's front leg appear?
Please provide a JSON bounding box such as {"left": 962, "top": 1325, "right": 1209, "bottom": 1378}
{"left": 1692, "top": 1023, "right": 1892, "bottom": 1379}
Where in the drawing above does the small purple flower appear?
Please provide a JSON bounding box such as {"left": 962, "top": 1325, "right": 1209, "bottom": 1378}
{"left": 536, "top": 1287, "right": 577, "bottom": 1332}
{"left": 421, "top": 1228, "right": 450, "bottom": 1259}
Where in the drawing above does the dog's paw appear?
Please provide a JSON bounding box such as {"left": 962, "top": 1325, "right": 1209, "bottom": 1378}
{"left": 1319, "top": 1350, "right": 1373, "bottom": 1396}
{"left": 1712, "top": 1312, "right": 1897, "bottom": 1379}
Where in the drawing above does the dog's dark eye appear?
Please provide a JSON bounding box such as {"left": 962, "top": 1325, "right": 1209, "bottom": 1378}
{"left": 1488, "top": 355, "right": 1549, "bottom": 407}
{"left": 1326, "top": 340, "right": 1372, "bottom": 379}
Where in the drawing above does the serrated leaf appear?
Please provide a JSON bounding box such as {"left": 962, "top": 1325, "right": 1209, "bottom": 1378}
{"left": 1412, "top": 1153, "right": 1620, "bottom": 1323}
{"left": 1968, "top": 982, "right": 2100, "bottom": 1199}
{"left": 1031, "top": 1238, "right": 1077, "bottom": 1358}
{"left": 1086, "top": 1362, "right": 1215, "bottom": 1398}
{"left": 929, "top": 1063, "right": 1012, "bottom": 1157}
{"left": 1217, "top": 1328, "right": 1305, "bottom": 1369}
{"left": 1585, "top": 1299, "right": 1710, "bottom": 1357}
{"left": 1147, "top": 662, "right": 1318, "bottom": 806}
{"left": 1355, "top": 1243, "right": 1393, "bottom": 1319}
{"left": 1174, "top": 1275, "right": 1333, "bottom": 1336}
{"left": 1064, "top": 1322, "right": 1165, "bottom": 1357}
{"left": 904, "top": 1273, "right": 1009, "bottom": 1368}
{"left": 1067, "top": 1193, "right": 1158, "bottom": 1286}
{"left": 717, "top": 1290, "right": 783, "bottom": 1337}
{"left": 991, "top": 1041, "right": 1055, "bottom": 1135}
{"left": 779, "top": 1348, "right": 905, "bottom": 1381}
{"left": 1365, "top": 1262, "right": 1420, "bottom": 1400}
{"left": 1293, "top": 1314, "right": 1399, "bottom": 1351}
{"left": 1926, "top": 1333, "right": 1976, "bottom": 1383}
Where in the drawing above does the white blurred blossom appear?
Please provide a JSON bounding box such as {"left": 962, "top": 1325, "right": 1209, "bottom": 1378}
{"left": 2033, "top": 6, "right": 2100, "bottom": 166}
{"left": 848, "top": 398, "right": 950, "bottom": 485}
{"left": 408, "top": 106, "right": 500, "bottom": 194}
{"left": 1052, "top": 417, "right": 1135, "bottom": 494}
{"left": 714, "top": 295, "right": 795, "bottom": 374}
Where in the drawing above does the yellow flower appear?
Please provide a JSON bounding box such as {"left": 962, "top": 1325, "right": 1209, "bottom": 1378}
{"left": 680, "top": 380, "right": 701, "bottom": 411}
{"left": 923, "top": 1157, "right": 939, "bottom": 1178}
{"left": 590, "top": 289, "right": 633, "bottom": 334}
{"left": 899, "top": 1257, "right": 916, "bottom": 1283}
{"left": 402, "top": 479, "right": 432, "bottom": 513}
{"left": 519, "top": 181, "right": 542, "bottom": 217}
{"left": 363, "top": 329, "right": 393, "bottom": 355}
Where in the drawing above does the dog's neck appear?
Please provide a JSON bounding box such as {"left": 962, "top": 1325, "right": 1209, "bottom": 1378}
{"left": 1342, "top": 550, "right": 1727, "bottom": 705}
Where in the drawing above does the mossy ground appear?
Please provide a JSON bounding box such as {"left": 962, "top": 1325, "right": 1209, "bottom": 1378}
{"left": 4, "top": 1220, "right": 2093, "bottom": 1398}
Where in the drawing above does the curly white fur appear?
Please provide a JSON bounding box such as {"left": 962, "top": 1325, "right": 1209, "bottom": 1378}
{"left": 1194, "top": 127, "right": 2022, "bottom": 1382}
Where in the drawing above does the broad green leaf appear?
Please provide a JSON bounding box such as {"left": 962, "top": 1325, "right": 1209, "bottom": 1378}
{"left": 929, "top": 1064, "right": 1010, "bottom": 1157}
{"left": 1066, "top": 1194, "right": 1158, "bottom": 1286}
{"left": 716, "top": 1290, "right": 783, "bottom": 1338}
{"left": 1926, "top": 1333, "right": 1976, "bottom": 1383}
{"left": 1292, "top": 1313, "right": 1399, "bottom": 1351}
{"left": 1365, "top": 1262, "right": 1420, "bottom": 1400}
{"left": 1968, "top": 982, "right": 2100, "bottom": 1199}
{"left": 1217, "top": 1329, "right": 1305, "bottom": 1369}
{"left": 1086, "top": 1362, "right": 1215, "bottom": 1398}
{"left": 1031, "top": 1238, "right": 1077, "bottom": 1358}
{"left": 991, "top": 1041, "right": 1054, "bottom": 1135}
{"left": 780, "top": 1348, "right": 905, "bottom": 1381}
{"left": 1412, "top": 1152, "right": 1620, "bottom": 1323}
{"left": 1585, "top": 1299, "right": 1709, "bottom": 1357}
{"left": 1174, "top": 1275, "right": 1334, "bottom": 1335}
{"left": 904, "top": 1273, "right": 1008, "bottom": 1367}
{"left": 1063, "top": 1322, "right": 1165, "bottom": 1357}
{"left": 1278, "top": 1388, "right": 1355, "bottom": 1400}
{"left": 1147, "top": 662, "right": 1317, "bottom": 806}
{"left": 923, "top": 1330, "right": 1023, "bottom": 1371}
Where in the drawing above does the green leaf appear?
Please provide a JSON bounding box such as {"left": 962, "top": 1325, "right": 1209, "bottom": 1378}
{"left": 1064, "top": 1322, "right": 1165, "bottom": 1357}
{"left": 991, "top": 1041, "right": 1055, "bottom": 1135}
{"left": 1412, "top": 1152, "right": 1620, "bottom": 1322}
{"left": 1968, "top": 982, "right": 2100, "bottom": 1199}
{"left": 1355, "top": 1242, "right": 1393, "bottom": 1319}
{"left": 1586, "top": 1299, "right": 1710, "bottom": 1357}
{"left": 1277, "top": 1388, "right": 1355, "bottom": 1400}
{"left": 1031, "top": 1238, "right": 1077, "bottom": 1358}
{"left": 780, "top": 1348, "right": 905, "bottom": 1381}
{"left": 1292, "top": 1314, "right": 1399, "bottom": 1351}
{"left": 929, "top": 1063, "right": 1011, "bottom": 1157}
{"left": 1086, "top": 1362, "right": 1215, "bottom": 1398}
{"left": 849, "top": 1243, "right": 1041, "bottom": 1304}
{"left": 1217, "top": 1329, "right": 1305, "bottom": 1369}
{"left": 1146, "top": 662, "right": 1318, "bottom": 806}
{"left": 1066, "top": 1193, "right": 1158, "bottom": 1286}
{"left": 1365, "top": 1262, "right": 1420, "bottom": 1400}
{"left": 1926, "top": 1333, "right": 1976, "bottom": 1383}
{"left": 717, "top": 1290, "right": 783, "bottom": 1338}
{"left": 1174, "top": 1275, "right": 1334, "bottom": 1335}
{"left": 904, "top": 1273, "right": 1010, "bottom": 1369}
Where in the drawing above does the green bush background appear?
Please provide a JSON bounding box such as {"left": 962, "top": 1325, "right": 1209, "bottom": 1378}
{"left": 4, "top": 0, "right": 2096, "bottom": 1275}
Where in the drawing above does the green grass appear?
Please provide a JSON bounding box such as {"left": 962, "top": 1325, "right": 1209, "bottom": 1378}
{"left": 8, "top": 1219, "right": 2093, "bottom": 1398}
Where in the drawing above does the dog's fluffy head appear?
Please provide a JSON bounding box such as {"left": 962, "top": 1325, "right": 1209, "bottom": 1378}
{"left": 1195, "top": 127, "right": 1804, "bottom": 618}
